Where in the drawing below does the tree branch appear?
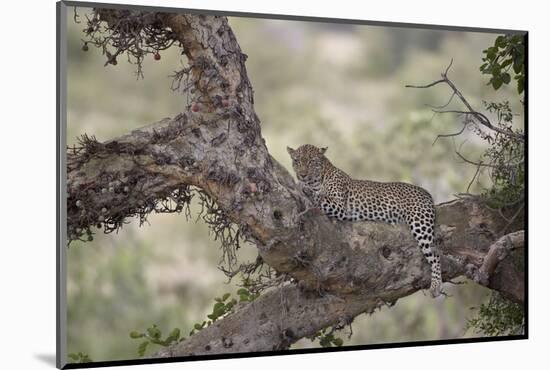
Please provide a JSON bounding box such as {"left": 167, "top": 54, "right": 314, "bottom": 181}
{"left": 406, "top": 59, "right": 524, "bottom": 141}
{"left": 150, "top": 198, "right": 524, "bottom": 357}
{"left": 67, "top": 111, "right": 524, "bottom": 355}
{"left": 466, "top": 230, "right": 524, "bottom": 303}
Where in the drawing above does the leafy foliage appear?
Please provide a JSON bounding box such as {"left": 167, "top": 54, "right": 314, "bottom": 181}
{"left": 480, "top": 34, "right": 525, "bottom": 94}
{"left": 189, "top": 289, "right": 258, "bottom": 335}
{"left": 129, "top": 324, "right": 184, "bottom": 357}
{"left": 465, "top": 35, "right": 525, "bottom": 337}
{"left": 307, "top": 328, "right": 344, "bottom": 348}
{"left": 189, "top": 293, "right": 234, "bottom": 335}
{"left": 68, "top": 352, "right": 93, "bottom": 363}
{"left": 479, "top": 101, "right": 524, "bottom": 208}
{"left": 466, "top": 292, "right": 524, "bottom": 336}
{"left": 130, "top": 288, "right": 259, "bottom": 356}
{"left": 236, "top": 287, "right": 259, "bottom": 302}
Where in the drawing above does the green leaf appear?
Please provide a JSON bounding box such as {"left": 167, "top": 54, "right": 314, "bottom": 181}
{"left": 486, "top": 47, "right": 497, "bottom": 60}
{"left": 491, "top": 77, "right": 503, "bottom": 90}
{"left": 333, "top": 338, "right": 343, "bottom": 346}
{"left": 213, "top": 302, "right": 225, "bottom": 312}
{"left": 213, "top": 306, "right": 226, "bottom": 318}
{"left": 68, "top": 352, "right": 93, "bottom": 363}
{"left": 511, "top": 34, "right": 523, "bottom": 44}
{"left": 237, "top": 288, "right": 249, "bottom": 295}
{"left": 513, "top": 59, "right": 523, "bottom": 74}
{"left": 147, "top": 325, "right": 161, "bottom": 340}
{"left": 168, "top": 328, "right": 180, "bottom": 341}
{"left": 222, "top": 293, "right": 231, "bottom": 301}
{"left": 138, "top": 341, "right": 149, "bottom": 357}
{"left": 501, "top": 58, "right": 513, "bottom": 68}
{"left": 491, "top": 64, "right": 501, "bottom": 77}
{"left": 194, "top": 323, "right": 203, "bottom": 330}
{"left": 495, "top": 35, "right": 505, "bottom": 47}
{"left": 517, "top": 78, "right": 524, "bottom": 94}
{"left": 130, "top": 331, "right": 144, "bottom": 339}
{"left": 149, "top": 338, "right": 164, "bottom": 346}
{"left": 501, "top": 72, "right": 511, "bottom": 84}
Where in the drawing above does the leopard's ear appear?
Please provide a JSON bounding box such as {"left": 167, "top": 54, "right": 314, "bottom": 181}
{"left": 319, "top": 146, "right": 328, "bottom": 154}
{"left": 286, "top": 146, "right": 295, "bottom": 156}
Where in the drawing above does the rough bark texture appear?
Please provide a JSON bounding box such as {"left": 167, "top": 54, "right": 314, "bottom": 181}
{"left": 67, "top": 11, "right": 525, "bottom": 357}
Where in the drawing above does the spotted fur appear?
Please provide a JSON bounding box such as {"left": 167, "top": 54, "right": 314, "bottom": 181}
{"left": 287, "top": 144, "right": 442, "bottom": 297}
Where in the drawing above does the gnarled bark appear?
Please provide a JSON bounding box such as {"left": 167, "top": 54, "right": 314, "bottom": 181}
{"left": 67, "top": 10, "right": 525, "bottom": 357}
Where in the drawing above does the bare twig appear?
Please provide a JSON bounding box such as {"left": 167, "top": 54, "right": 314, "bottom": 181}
{"left": 73, "top": 7, "right": 80, "bottom": 24}
{"left": 406, "top": 60, "right": 524, "bottom": 141}
{"left": 426, "top": 91, "right": 456, "bottom": 110}
{"left": 466, "top": 160, "right": 483, "bottom": 194}
{"left": 432, "top": 120, "right": 468, "bottom": 145}
{"left": 405, "top": 79, "right": 446, "bottom": 89}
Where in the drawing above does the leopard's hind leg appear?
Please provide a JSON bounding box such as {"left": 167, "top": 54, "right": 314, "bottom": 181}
{"left": 408, "top": 212, "right": 442, "bottom": 297}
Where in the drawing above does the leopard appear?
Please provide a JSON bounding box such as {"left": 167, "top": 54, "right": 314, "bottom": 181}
{"left": 287, "top": 144, "right": 442, "bottom": 297}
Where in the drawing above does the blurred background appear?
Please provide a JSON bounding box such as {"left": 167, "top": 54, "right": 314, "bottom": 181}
{"left": 66, "top": 8, "right": 523, "bottom": 361}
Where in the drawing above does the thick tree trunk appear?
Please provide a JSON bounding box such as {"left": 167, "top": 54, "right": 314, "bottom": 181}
{"left": 67, "top": 10, "right": 525, "bottom": 357}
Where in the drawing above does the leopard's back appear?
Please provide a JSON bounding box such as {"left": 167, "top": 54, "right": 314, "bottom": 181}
{"left": 347, "top": 180, "right": 434, "bottom": 227}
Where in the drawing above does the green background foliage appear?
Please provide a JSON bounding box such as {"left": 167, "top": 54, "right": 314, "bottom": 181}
{"left": 480, "top": 35, "right": 525, "bottom": 94}
{"left": 66, "top": 8, "right": 524, "bottom": 361}
{"left": 466, "top": 292, "right": 524, "bottom": 336}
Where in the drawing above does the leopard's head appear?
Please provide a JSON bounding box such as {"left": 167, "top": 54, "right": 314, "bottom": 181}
{"left": 287, "top": 144, "right": 328, "bottom": 184}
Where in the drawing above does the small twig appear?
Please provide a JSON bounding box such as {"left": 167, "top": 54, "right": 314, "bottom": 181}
{"left": 432, "top": 121, "right": 468, "bottom": 146}
{"left": 426, "top": 91, "right": 456, "bottom": 110}
{"left": 73, "top": 7, "right": 80, "bottom": 23}
{"left": 431, "top": 109, "right": 495, "bottom": 129}
{"left": 347, "top": 320, "right": 354, "bottom": 339}
{"left": 406, "top": 60, "right": 524, "bottom": 141}
{"left": 466, "top": 160, "right": 483, "bottom": 194}
{"left": 455, "top": 151, "right": 503, "bottom": 169}
{"left": 405, "top": 79, "right": 446, "bottom": 89}
{"left": 444, "top": 58, "right": 454, "bottom": 76}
